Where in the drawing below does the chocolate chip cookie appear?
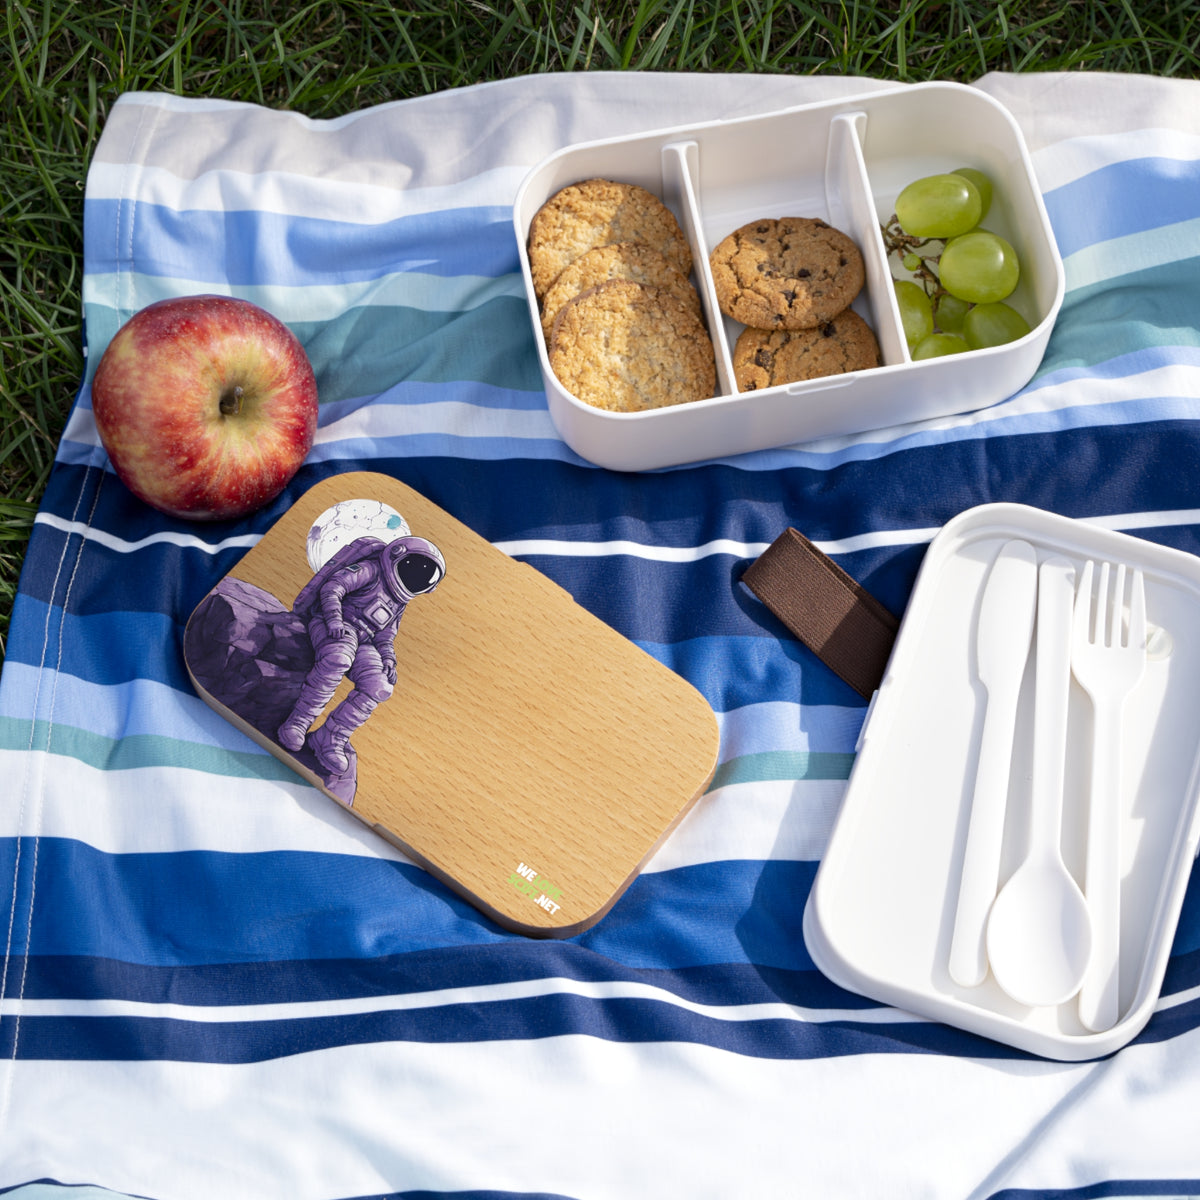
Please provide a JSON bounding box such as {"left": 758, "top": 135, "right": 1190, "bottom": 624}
{"left": 548, "top": 279, "right": 715, "bottom": 413}
{"left": 528, "top": 179, "right": 693, "bottom": 300}
{"left": 709, "top": 217, "right": 865, "bottom": 330}
{"left": 732, "top": 309, "right": 880, "bottom": 391}
{"left": 540, "top": 241, "right": 701, "bottom": 342}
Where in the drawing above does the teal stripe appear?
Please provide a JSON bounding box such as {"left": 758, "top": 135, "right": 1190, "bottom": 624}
{"left": 1036, "top": 255, "right": 1200, "bottom": 380}
{"left": 707, "top": 750, "right": 855, "bottom": 790}
{"left": 293, "top": 297, "right": 543, "bottom": 402}
{"left": 0, "top": 715, "right": 301, "bottom": 783}
{"left": 82, "top": 296, "right": 545, "bottom": 403}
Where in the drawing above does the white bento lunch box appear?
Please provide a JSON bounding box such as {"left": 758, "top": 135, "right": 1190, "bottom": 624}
{"left": 804, "top": 504, "right": 1200, "bottom": 1061}
{"left": 513, "top": 81, "right": 1065, "bottom": 472}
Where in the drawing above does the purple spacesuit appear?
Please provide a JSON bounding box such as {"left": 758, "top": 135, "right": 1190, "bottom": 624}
{"left": 278, "top": 534, "right": 445, "bottom": 774}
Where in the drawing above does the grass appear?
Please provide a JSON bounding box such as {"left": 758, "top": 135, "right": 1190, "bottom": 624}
{"left": 2, "top": 0, "right": 1199, "bottom": 664}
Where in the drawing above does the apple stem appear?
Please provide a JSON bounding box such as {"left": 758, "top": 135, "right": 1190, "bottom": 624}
{"left": 219, "top": 385, "right": 244, "bottom": 417}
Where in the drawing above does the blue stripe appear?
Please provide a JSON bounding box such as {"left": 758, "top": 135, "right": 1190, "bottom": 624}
{"left": 1, "top": 837, "right": 818, "bottom": 970}
{"left": 32, "top": 425, "right": 1200, "bottom": 574}
{"left": 7, "top": 951, "right": 1199, "bottom": 1068}
{"left": 2, "top": 593, "right": 870, "bottom": 713}
{"left": 0, "top": 664, "right": 263, "bottom": 748}
{"left": 0, "top": 994, "right": 1024, "bottom": 1064}
{"left": 5, "top": 603, "right": 193, "bottom": 692}
{"left": 1042, "top": 155, "right": 1200, "bottom": 259}
{"left": 1036, "top": 341, "right": 1200, "bottom": 387}
{"left": 13, "top": 949, "right": 870, "bottom": 1009}
{"left": 83, "top": 200, "right": 519, "bottom": 286}
{"left": 305, "top": 431, "right": 580, "bottom": 466}
{"left": 6, "top": 956, "right": 1197, "bottom": 1070}
{"left": 9, "top": 835, "right": 1196, "bottom": 995}
{"left": 639, "top": 635, "right": 869, "bottom": 711}
{"left": 16, "top": 432, "right": 1200, "bottom": 703}
{"left": 990, "top": 1179, "right": 1200, "bottom": 1200}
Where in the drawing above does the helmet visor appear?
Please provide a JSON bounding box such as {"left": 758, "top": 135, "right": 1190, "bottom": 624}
{"left": 394, "top": 552, "right": 442, "bottom": 595}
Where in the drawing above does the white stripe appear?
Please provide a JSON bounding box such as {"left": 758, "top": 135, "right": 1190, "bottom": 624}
{"left": 1081, "top": 508, "right": 1200, "bottom": 532}
{"left": 8, "top": 1026, "right": 1199, "bottom": 1199}
{"left": 760, "top": 360, "right": 1200, "bottom": 462}
{"left": 1156, "top": 980, "right": 1200, "bottom": 1012}
{"left": 60, "top": 394, "right": 560, "bottom": 458}
{"left": 497, "top": 528, "right": 939, "bottom": 560}
{"left": 645, "top": 778, "right": 845, "bottom": 871}
{"left": 109, "top": 78, "right": 548, "bottom": 131}
{"left": 31, "top": 511, "right": 261, "bottom": 555}
{"left": 0, "top": 748, "right": 413, "bottom": 862}
{"left": 5, "top": 972, "right": 1195, "bottom": 1029}
{"left": 33, "top": 505, "right": 1200, "bottom": 564}
{"left": 493, "top": 536, "right": 777, "bottom": 561}
{"left": 1031, "top": 127, "right": 1200, "bottom": 192}
{"left": 81, "top": 269, "right": 526, "bottom": 321}
{"left": 85, "top": 161, "right": 527, "bottom": 222}
{"left": 0, "top": 748, "right": 837, "bottom": 869}
{"left": 313, "top": 399, "right": 558, "bottom": 446}
{"left": 1, "top": 975, "right": 910, "bottom": 1028}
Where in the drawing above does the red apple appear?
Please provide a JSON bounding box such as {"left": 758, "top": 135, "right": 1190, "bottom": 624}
{"left": 91, "top": 294, "right": 319, "bottom": 521}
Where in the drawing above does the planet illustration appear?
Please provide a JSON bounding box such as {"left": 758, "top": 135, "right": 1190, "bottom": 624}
{"left": 305, "top": 498, "right": 411, "bottom": 570}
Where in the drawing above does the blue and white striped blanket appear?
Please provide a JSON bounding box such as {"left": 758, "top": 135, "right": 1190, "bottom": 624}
{"left": 3, "top": 70, "right": 1200, "bottom": 1198}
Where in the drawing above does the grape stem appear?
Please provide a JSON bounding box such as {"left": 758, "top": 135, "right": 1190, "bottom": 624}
{"left": 881, "top": 215, "right": 945, "bottom": 299}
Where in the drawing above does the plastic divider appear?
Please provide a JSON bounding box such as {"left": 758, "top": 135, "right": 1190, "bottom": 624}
{"left": 663, "top": 112, "right": 909, "bottom": 406}
{"left": 824, "top": 111, "right": 909, "bottom": 368}
{"left": 661, "top": 139, "right": 736, "bottom": 399}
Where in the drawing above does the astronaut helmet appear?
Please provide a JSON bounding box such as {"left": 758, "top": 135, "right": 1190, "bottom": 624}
{"left": 381, "top": 536, "right": 445, "bottom": 602}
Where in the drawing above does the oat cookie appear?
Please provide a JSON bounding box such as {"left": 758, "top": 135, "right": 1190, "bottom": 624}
{"left": 540, "top": 241, "right": 701, "bottom": 341}
{"left": 732, "top": 309, "right": 880, "bottom": 391}
{"left": 528, "top": 179, "right": 693, "bottom": 299}
{"left": 709, "top": 217, "right": 865, "bottom": 330}
{"left": 548, "top": 279, "right": 715, "bottom": 413}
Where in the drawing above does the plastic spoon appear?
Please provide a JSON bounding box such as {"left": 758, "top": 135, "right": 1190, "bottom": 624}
{"left": 986, "top": 556, "right": 1093, "bottom": 1007}
{"left": 948, "top": 539, "right": 1039, "bottom": 988}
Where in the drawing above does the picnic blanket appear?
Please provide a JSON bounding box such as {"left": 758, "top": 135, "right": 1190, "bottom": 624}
{"left": 3, "top": 69, "right": 1200, "bottom": 1199}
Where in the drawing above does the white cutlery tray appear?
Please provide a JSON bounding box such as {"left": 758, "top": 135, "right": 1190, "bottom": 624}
{"left": 513, "top": 82, "right": 1065, "bottom": 471}
{"left": 803, "top": 503, "right": 1200, "bottom": 1060}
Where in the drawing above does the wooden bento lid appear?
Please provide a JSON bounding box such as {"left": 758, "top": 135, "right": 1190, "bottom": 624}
{"left": 184, "top": 471, "right": 719, "bottom": 937}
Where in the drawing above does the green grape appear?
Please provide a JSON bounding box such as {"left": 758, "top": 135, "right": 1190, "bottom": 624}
{"left": 963, "top": 301, "right": 1032, "bottom": 349}
{"left": 912, "top": 332, "right": 970, "bottom": 359}
{"left": 934, "top": 293, "right": 970, "bottom": 334}
{"left": 894, "top": 173, "right": 982, "bottom": 239}
{"left": 938, "top": 230, "right": 1020, "bottom": 304}
{"left": 952, "top": 168, "right": 993, "bottom": 220}
{"left": 902, "top": 253, "right": 923, "bottom": 271}
{"left": 894, "top": 280, "right": 933, "bottom": 348}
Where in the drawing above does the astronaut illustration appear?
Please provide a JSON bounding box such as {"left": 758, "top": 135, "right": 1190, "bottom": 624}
{"left": 278, "top": 531, "right": 446, "bottom": 776}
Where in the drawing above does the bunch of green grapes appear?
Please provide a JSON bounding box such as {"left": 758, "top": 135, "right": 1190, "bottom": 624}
{"left": 883, "top": 168, "right": 1030, "bottom": 359}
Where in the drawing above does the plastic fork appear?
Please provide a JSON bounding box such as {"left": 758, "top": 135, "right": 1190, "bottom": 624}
{"left": 1071, "top": 560, "right": 1147, "bottom": 1032}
